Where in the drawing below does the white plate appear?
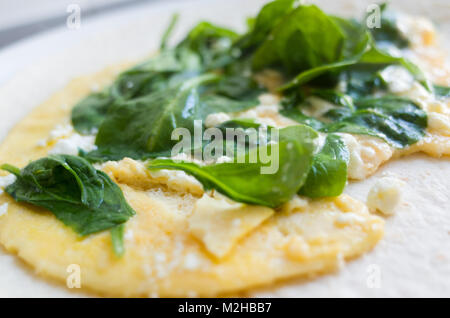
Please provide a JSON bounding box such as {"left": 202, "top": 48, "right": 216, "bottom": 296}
{"left": 0, "top": 0, "right": 449, "bottom": 297}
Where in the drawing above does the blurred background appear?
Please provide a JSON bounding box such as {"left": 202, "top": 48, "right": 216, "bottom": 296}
{"left": 0, "top": 0, "right": 163, "bottom": 48}
{"left": 0, "top": 0, "right": 448, "bottom": 50}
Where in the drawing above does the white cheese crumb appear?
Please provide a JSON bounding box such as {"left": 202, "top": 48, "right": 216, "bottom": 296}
{"left": 0, "top": 174, "right": 16, "bottom": 188}
{"left": 231, "top": 218, "right": 241, "bottom": 227}
{"left": 380, "top": 66, "right": 414, "bottom": 93}
{"left": 36, "top": 139, "right": 47, "bottom": 147}
{"left": 183, "top": 253, "right": 201, "bottom": 270}
{"left": 214, "top": 156, "right": 233, "bottom": 164}
{"left": 335, "top": 213, "right": 365, "bottom": 225}
{"left": 336, "top": 133, "right": 366, "bottom": 179}
{"left": 0, "top": 203, "right": 8, "bottom": 217}
{"left": 124, "top": 230, "right": 134, "bottom": 241}
{"left": 154, "top": 252, "right": 166, "bottom": 263}
{"left": 427, "top": 112, "right": 450, "bottom": 135}
{"left": 90, "top": 83, "right": 100, "bottom": 92}
{"left": 397, "top": 15, "right": 435, "bottom": 46}
{"left": 149, "top": 169, "right": 204, "bottom": 193}
{"left": 48, "top": 124, "right": 73, "bottom": 141}
{"left": 49, "top": 134, "right": 97, "bottom": 156}
{"left": 367, "top": 177, "right": 404, "bottom": 215}
{"left": 302, "top": 96, "right": 336, "bottom": 119}
{"left": 258, "top": 93, "right": 279, "bottom": 105}
{"left": 204, "top": 112, "right": 231, "bottom": 128}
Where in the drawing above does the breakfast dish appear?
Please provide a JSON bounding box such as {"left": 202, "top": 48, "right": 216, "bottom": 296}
{"left": 0, "top": 1, "right": 449, "bottom": 297}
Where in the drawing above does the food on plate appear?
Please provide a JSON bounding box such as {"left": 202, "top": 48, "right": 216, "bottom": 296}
{"left": 0, "top": 1, "right": 448, "bottom": 297}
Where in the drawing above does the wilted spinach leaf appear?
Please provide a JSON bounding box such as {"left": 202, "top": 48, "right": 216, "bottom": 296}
{"left": 148, "top": 125, "right": 318, "bottom": 208}
{"left": 1, "top": 155, "right": 135, "bottom": 255}
{"left": 434, "top": 85, "right": 450, "bottom": 98}
{"left": 252, "top": 5, "right": 345, "bottom": 75}
{"left": 237, "top": 0, "right": 297, "bottom": 53}
{"left": 87, "top": 74, "right": 260, "bottom": 161}
{"left": 299, "top": 133, "right": 349, "bottom": 198}
{"left": 367, "top": 2, "right": 409, "bottom": 48}
{"left": 324, "top": 96, "right": 427, "bottom": 148}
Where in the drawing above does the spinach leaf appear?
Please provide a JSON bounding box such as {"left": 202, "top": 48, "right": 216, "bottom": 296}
{"left": 1, "top": 155, "right": 135, "bottom": 255}
{"left": 282, "top": 89, "right": 427, "bottom": 148}
{"left": 310, "top": 89, "right": 355, "bottom": 110}
{"left": 299, "top": 133, "right": 349, "bottom": 198}
{"left": 338, "top": 63, "right": 387, "bottom": 98}
{"left": 434, "top": 84, "right": 450, "bottom": 98}
{"left": 72, "top": 49, "right": 202, "bottom": 134}
{"left": 71, "top": 92, "right": 112, "bottom": 134}
{"left": 280, "top": 107, "right": 325, "bottom": 130}
{"left": 176, "top": 21, "right": 239, "bottom": 70}
{"left": 160, "top": 13, "right": 179, "bottom": 50}
{"left": 367, "top": 2, "right": 409, "bottom": 48}
{"left": 237, "top": 0, "right": 297, "bottom": 53}
{"left": 252, "top": 5, "right": 345, "bottom": 74}
{"left": 148, "top": 125, "right": 318, "bottom": 208}
{"left": 88, "top": 74, "right": 260, "bottom": 161}
{"left": 324, "top": 96, "right": 427, "bottom": 148}
{"left": 111, "top": 224, "right": 126, "bottom": 257}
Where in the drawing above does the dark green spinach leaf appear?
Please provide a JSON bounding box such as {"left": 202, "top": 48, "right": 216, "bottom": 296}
{"left": 1, "top": 155, "right": 135, "bottom": 255}
{"left": 299, "top": 133, "right": 349, "bottom": 198}
{"left": 88, "top": 74, "right": 260, "bottom": 161}
{"left": 252, "top": 5, "right": 345, "bottom": 75}
{"left": 324, "top": 96, "right": 427, "bottom": 148}
{"left": 148, "top": 125, "right": 318, "bottom": 208}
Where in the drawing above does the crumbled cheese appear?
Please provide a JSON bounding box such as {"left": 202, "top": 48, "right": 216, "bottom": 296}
{"left": 280, "top": 196, "right": 309, "bottom": 213}
{"left": 188, "top": 193, "right": 274, "bottom": 258}
{"left": 335, "top": 213, "right": 366, "bottom": 226}
{"left": 183, "top": 253, "right": 201, "bottom": 270}
{"left": 204, "top": 112, "right": 231, "bottom": 128}
{"left": 427, "top": 112, "right": 450, "bottom": 135}
{"left": 400, "top": 82, "right": 434, "bottom": 111}
{"left": 154, "top": 252, "right": 166, "bottom": 263}
{"left": 236, "top": 104, "right": 281, "bottom": 127}
{"left": 0, "top": 203, "right": 8, "bottom": 217}
{"left": 367, "top": 177, "right": 404, "bottom": 215}
{"left": 170, "top": 152, "right": 204, "bottom": 165}
{"left": 90, "top": 83, "right": 100, "bottom": 92}
{"left": 314, "top": 132, "right": 327, "bottom": 154}
{"left": 235, "top": 102, "right": 299, "bottom": 128}
{"left": 302, "top": 96, "right": 336, "bottom": 119}
{"left": 336, "top": 133, "right": 365, "bottom": 179}
{"left": 48, "top": 124, "right": 73, "bottom": 141}
{"left": 49, "top": 134, "right": 97, "bottom": 155}
{"left": 149, "top": 169, "right": 204, "bottom": 194}
{"left": 397, "top": 15, "right": 435, "bottom": 46}
{"left": 124, "top": 230, "right": 134, "bottom": 241}
{"left": 0, "top": 174, "right": 16, "bottom": 188}
{"left": 336, "top": 133, "right": 393, "bottom": 180}
{"left": 380, "top": 65, "right": 414, "bottom": 93}
{"left": 214, "top": 156, "right": 233, "bottom": 164}
{"left": 258, "top": 93, "right": 280, "bottom": 105}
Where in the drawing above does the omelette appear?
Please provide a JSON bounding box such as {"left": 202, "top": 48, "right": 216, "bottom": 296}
{"left": 0, "top": 1, "right": 449, "bottom": 297}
